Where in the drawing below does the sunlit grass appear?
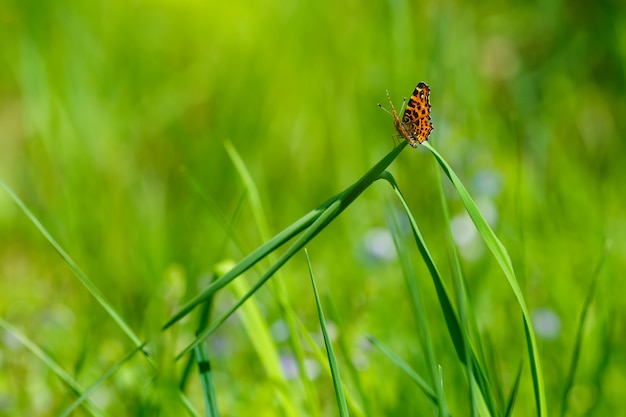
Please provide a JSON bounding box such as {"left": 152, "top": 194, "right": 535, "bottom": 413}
{"left": 1, "top": 0, "right": 623, "bottom": 415}
{"left": 2, "top": 142, "right": 561, "bottom": 415}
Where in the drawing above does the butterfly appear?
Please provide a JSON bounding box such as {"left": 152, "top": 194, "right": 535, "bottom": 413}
{"left": 379, "top": 82, "right": 433, "bottom": 147}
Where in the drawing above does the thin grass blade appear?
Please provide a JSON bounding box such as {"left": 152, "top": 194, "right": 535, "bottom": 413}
{"left": 387, "top": 204, "right": 450, "bottom": 415}
{"left": 179, "top": 392, "right": 202, "bottom": 417}
{"left": 504, "top": 361, "right": 523, "bottom": 417}
{"left": 179, "top": 165, "right": 250, "bottom": 258}
{"left": 325, "top": 296, "right": 373, "bottom": 417}
{"left": 58, "top": 342, "right": 148, "bottom": 417}
{"left": 560, "top": 242, "right": 610, "bottom": 417}
{"left": 305, "top": 249, "right": 349, "bottom": 417}
{"left": 434, "top": 163, "right": 483, "bottom": 416}
{"left": 366, "top": 335, "right": 437, "bottom": 404}
{"left": 0, "top": 317, "right": 104, "bottom": 417}
{"left": 194, "top": 343, "right": 219, "bottom": 417}
{"left": 295, "top": 318, "right": 365, "bottom": 416}
{"left": 0, "top": 181, "right": 146, "bottom": 357}
{"left": 190, "top": 274, "right": 220, "bottom": 417}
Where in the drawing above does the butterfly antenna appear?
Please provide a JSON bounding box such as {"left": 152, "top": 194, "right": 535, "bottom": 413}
{"left": 377, "top": 90, "right": 393, "bottom": 115}
{"left": 400, "top": 96, "right": 407, "bottom": 114}
{"left": 377, "top": 102, "right": 392, "bottom": 115}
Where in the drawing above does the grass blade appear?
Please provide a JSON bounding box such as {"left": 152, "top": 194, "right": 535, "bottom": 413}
{"left": 325, "top": 296, "right": 373, "bottom": 417}
{"left": 366, "top": 335, "right": 437, "bottom": 404}
{"left": 296, "top": 320, "right": 366, "bottom": 416}
{"left": 0, "top": 180, "right": 148, "bottom": 360}
{"left": 434, "top": 162, "right": 483, "bottom": 416}
{"left": 194, "top": 343, "right": 219, "bottom": 417}
{"left": 179, "top": 392, "right": 202, "bottom": 417}
{"left": 191, "top": 274, "right": 220, "bottom": 417}
{"left": 305, "top": 249, "right": 349, "bottom": 416}
{"left": 58, "top": 342, "right": 148, "bottom": 417}
{"left": 504, "top": 361, "right": 523, "bottom": 417}
{"left": 0, "top": 317, "right": 104, "bottom": 417}
{"left": 560, "top": 243, "right": 610, "bottom": 417}
{"left": 423, "top": 142, "right": 547, "bottom": 416}
{"left": 179, "top": 165, "right": 250, "bottom": 259}
{"left": 387, "top": 203, "right": 450, "bottom": 415}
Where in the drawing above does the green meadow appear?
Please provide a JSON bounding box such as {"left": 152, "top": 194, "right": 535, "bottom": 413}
{"left": 1, "top": 0, "right": 624, "bottom": 415}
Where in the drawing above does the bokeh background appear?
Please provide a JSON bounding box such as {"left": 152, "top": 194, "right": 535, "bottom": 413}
{"left": 1, "top": 0, "right": 625, "bottom": 415}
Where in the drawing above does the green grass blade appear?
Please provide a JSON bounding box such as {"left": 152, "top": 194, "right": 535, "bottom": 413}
{"left": 179, "top": 392, "right": 202, "bottom": 417}
{"left": 560, "top": 243, "right": 610, "bottom": 417}
{"left": 224, "top": 140, "right": 274, "bottom": 245}
{"left": 166, "top": 143, "right": 405, "bottom": 338}
{"left": 366, "top": 335, "right": 437, "bottom": 404}
{"left": 180, "top": 289, "right": 216, "bottom": 391}
{"left": 423, "top": 142, "right": 547, "bottom": 416}
{"left": 483, "top": 333, "right": 506, "bottom": 412}
{"left": 305, "top": 249, "right": 349, "bottom": 417}
{"left": 0, "top": 180, "right": 147, "bottom": 358}
{"left": 194, "top": 344, "right": 219, "bottom": 417}
{"left": 179, "top": 165, "right": 250, "bottom": 258}
{"left": 522, "top": 317, "right": 544, "bottom": 416}
{"left": 380, "top": 171, "right": 499, "bottom": 416}
{"left": 434, "top": 163, "right": 482, "bottom": 416}
{"left": 504, "top": 361, "right": 523, "bottom": 417}
{"left": 386, "top": 204, "right": 450, "bottom": 415}
{"left": 292, "top": 309, "right": 365, "bottom": 416}
{"left": 582, "top": 312, "right": 614, "bottom": 416}
{"left": 284, "top": 310, "right": 323, "bottom": 417}
{"left": 325, "top": 296, "right": 373, "bottom": 417}
{"left": 0, "top": 317, "right": 104, "bottom": 417}
{"left": 58, "top": 342, "right": 148, "bottom": 417}
{"left": 190, "top": 274, "right": 220, "bottom": 417}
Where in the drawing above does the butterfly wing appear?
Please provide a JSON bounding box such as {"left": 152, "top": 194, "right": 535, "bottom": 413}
{"left": 402, "top": 82, "right": 433, "bottom": 144}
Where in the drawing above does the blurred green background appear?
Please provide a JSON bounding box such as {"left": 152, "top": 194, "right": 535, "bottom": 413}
{"left": 1, "top": 0, "right": 625, "bottom": 415}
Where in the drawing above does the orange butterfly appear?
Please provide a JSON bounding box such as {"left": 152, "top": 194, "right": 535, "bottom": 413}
{"left": 380, "top": 82, "right": 433, "bottom": 147}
